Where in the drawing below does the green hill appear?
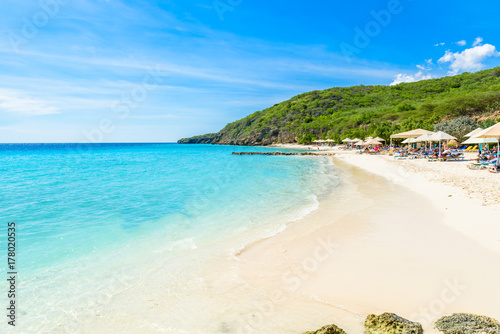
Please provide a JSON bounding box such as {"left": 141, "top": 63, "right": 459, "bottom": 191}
{"left": 178, "top": 67, "right": 500, "bottom": 145}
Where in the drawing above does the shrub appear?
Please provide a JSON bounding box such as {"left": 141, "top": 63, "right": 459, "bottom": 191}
{"left": 434, "top": 116, "right": 478, "bottom": 142}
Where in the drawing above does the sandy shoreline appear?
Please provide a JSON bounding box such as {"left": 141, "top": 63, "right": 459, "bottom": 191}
{"left": 273, "top": 143, "right": 500, "bottom": 208}
{"left": 80, "top": 146, "right": 500, "bottom": 334}
{"left": 239, "top": 144, "right": 500, "bottom": 333}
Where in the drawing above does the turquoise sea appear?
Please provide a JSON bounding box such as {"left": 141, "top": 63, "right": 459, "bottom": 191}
{"left": 0, "top": 143, "right": 339, "bottom": 333}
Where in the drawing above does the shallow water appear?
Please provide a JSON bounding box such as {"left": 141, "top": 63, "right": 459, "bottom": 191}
{"left": 0, "top": 143, "right": 339, "bottom": 333}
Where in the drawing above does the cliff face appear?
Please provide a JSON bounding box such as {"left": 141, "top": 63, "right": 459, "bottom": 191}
{"left": 212, "top": 128, "right": 297, "bottom": 146}
{"left": 177, "top": 136, "right": 215, "bottom": 144}
{"left": 177, "top": 128, "right": 297, "bottom": 146}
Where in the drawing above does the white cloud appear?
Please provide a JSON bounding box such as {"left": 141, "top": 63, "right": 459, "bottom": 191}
{"left": 456, "top": 40, "right": 466, "bottom": 46}
{"left": 472, "top": 37, "right": 483, "bottom": 47}
{"left": 425, "top": 59, "right": 433, "bottom": 65}
{"left": 390, "top": 69, "right": 433, "bottom": 86}
{"left": 0, "top": 88, "right": 59, "bottom": 115}
{"left": 434, "top": 42, "right": 445, "bottom": 47}
{"left": 438, "top": 44, "right": 500, "bottom": 75}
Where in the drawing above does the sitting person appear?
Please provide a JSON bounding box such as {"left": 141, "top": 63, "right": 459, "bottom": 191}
{"left": 441, "top": 149, "right": 452, "bottom": 157}
{"left": 487, "top": 157, "right": 498, "bottom": 164}
{"left": 472, "top": 153, "right": 497, "bottom": 162}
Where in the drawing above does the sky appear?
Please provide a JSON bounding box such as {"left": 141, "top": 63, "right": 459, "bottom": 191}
{"left": 0, "top": 0, "right": 499, "bottom": 143}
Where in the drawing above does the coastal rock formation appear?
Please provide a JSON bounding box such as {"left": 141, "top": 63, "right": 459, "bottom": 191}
{"left": 177, "top": 135, "right": 216, "bottom": 144}
{"left": 435, "top": 313, "right": 500, "bottom": 334}
{"left": 178, "top": 128, "right": 297, "bottom": 146}
{"left": 302, "top": 324, "right": 347, "bottom": 334}
{"left": 364, "top": 313, "right": 423, "bottom": 334}
{"left": 214, "top": 128, "right": 297, "bottom": 146}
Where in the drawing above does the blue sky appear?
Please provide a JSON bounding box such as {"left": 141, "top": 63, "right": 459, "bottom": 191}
{"left": 0, "top": 0, "right": 499, "bottom": 143}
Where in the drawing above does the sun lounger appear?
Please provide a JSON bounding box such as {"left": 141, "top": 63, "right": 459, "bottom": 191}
{"left": 443, "top": 153, "right": 465, "bottom": 161}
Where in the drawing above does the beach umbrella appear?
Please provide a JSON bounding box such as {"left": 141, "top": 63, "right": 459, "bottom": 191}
{"left": 473, "top": 122, "right": 500, "bottom": 166}
{"left": 464, "top": 128, "right": 484, "bottom": 138}
{"left": 373, "top": 137, "right": 386, "bottom": 142}
{"left": 415, "top": 133, "right": 434, "bottom": 150}
{"left": 325, "top": 139, "right": 335, "bottom": 146}
{"left": 402, "top": 138, "right": 418, "bottom": 149}
{"left": 390, "top": 129, "right": 434, "bottom": 147}
{"left": 364, "top": 138, "right": 381, "bottom": 145}
{"left": 402, "top": 138, "right": 417, "bottom": 144}
{"left": 415, "top": 133, "right": 433, "bottom": 142}
{"left": 429, "top": 131, "right": 457, "bottom": 158}
{"left": 429, "top": 131, "right": 457, "bottom": 141}
{"left": 461, "top": 137, "right": 498, "bottom": 144}
{"left": 351, "top": 139, "right": 363, "bottom": 148}
{"left": 390, "top": 129, "right": 435, "bottom": 138}
{"left": 342, "top": 138, "right": 354, "bottom": 148}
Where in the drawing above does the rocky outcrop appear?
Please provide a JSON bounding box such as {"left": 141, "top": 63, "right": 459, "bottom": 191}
{"left": 178, "top": 128, "right": 298, "bottom": 146}
{"left": 302, "top": 324, "right": 347, "bottom": 334}
{"left": 435, "top": 313, "right": 500, "bottom": 334}
{"left": 213, "top": 128, "right": 297, "bottom": 146}
{"left": 177, "top": 135, "right": 215, "bottom": 144}
{"left": 364, "top": 313, "right": 423, "bottom": 334}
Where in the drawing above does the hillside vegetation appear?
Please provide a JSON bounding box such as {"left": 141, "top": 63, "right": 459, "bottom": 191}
{"left": 178, "top": 67, "right": 500, "bottom": 145}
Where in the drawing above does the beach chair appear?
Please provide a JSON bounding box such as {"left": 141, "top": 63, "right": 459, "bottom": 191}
{"left": 427, "top": 155, "right": 440, "bottom": 161}
{"left": 394, "top": 152, "right": 410, "bottom": 159}
{"left": 467, "top": 162, "right": 495, "bottom": 170}
{"left": 384, "top": 148, "right": 395, "bottom": 156}
{"left": 444, "top": 152, "right": 465, "bottom": 161}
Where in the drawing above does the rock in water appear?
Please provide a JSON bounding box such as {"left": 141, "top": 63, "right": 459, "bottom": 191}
{"left": 364, "top": 313, "right": 423, "bottom": 334}
{"left": 302, "top": 324, "right": 347, "bottom": 334}
{"left": 435, "top": 313, "right": 500, "bottom": 334}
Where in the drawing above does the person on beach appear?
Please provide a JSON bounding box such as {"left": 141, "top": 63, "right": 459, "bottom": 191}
{"left": 472, "top": 152, "right": 497, "bottom": 162}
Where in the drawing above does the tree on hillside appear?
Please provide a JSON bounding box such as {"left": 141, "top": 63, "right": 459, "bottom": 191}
{"left": 433, "top": 116, "right": 477, "bottom": 142}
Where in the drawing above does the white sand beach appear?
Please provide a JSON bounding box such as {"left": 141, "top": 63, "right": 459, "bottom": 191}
{"left": 80, "top": 147, "right": 500, "bottom": 334}
{"left": 235, "top": 146, "right": 500, "bottom": 333}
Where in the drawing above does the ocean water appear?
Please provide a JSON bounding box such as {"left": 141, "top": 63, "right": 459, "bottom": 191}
{"left": 0, "top": 143, "right": 339, "bottom": 333}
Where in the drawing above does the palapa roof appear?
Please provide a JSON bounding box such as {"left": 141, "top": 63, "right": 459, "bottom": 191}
{"left": 390, "top": 129, "right": 434, "bottom": 139}
{"left": 464, "top": 128, "right": 484, "bottom": 138}
{"left": 429, "top": 131, "right": 456, "bottom": 141}
{"left": 473, "top": 123, "right": 500, "bottom": 139}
